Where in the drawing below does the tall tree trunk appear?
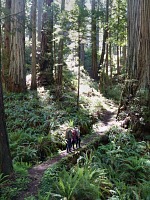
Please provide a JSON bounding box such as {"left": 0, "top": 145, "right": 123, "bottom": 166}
{"left": 122, "top": 45, "right": 126, "bottom": 68}
{"left": 29, "top": 4, "right": 33, "bottom": 40}
{"left": 0, "top": 0, "right": 13, "bottom": 175}
{"left": 9, "top": 0, "right": 26, "bottom": 92}
{"left": 116, "top": 45, "right": 120, "bottom": 74}
{"left": 2, "top": 0, "right": 11, "bottom": 90}
{"left": 99, "top": 0, "right": 109, "bottom": 69}
{"left": 77, "top": 30, "right": 81, "bottom": 111}
{"left": 57, "top": 0, "right": 65, "bottom": 90}
{"left": 39, "top": 0, "right": 54, "bottom": 86}
{"left": 105, "top": 42, "right": 109, "bottom": 76}
{"left": 91, "top": 0, "right": 98, "bottom": 79}
{"left": 117, "top": 0, "right": 150, "bottom": 119}
{"left": 80, "top": 43, "right": 84, "bottom": 66}
{"left": 77, "top": 0, "right": 85, "bottom": 110}
{"left": 116, "top": 14, "right": 120, "bottom": 75}
{"left": 109, "top": 43, "right": 112, "bottom": 80}
{"left": 31, "top": 0, "right": 37, "bottom": 90}
{"left": 37, "top": 0, "right": 43, "bottom": 42}
{"left": 127, "top": 0, "right": 150, "bottom": 93}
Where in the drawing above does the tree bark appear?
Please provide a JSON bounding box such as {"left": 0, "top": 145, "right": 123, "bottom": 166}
{"left": 57, "top": 0, "right": 65, "bottom": 89}
{"left": 91, "top": 0, "right": 98, "bottom": 79}
{"left": 39, "top": 0, "right": 54, "bottom": 86}
{"left": 37, "top": 0, "right": 43, "bottom": 42}
{"left": 31, "top": 0, "right": 37, "bottom": 90}
{"left": 2, "top": 0, "right": 11, "bottom": 90}
{"left": 127, "top": 0, "right": 150, "bottom": 92}
{"left": 99, "top": 0, "right": 109, "bottom": 69}
{"left": 117, "top": 0, "right": 150, "bottom": 119}
{"left": 9, "top": 0, "right": 26, "bottom": 92}
{"left": 0, "top": 0, "right": 13, "bottom": 175}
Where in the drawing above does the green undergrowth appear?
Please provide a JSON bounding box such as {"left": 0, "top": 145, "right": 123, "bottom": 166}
{"left": 4, "top": 92, "right": 92, "bottom": 165}
{"left": 102, "top": 84, "right": 122, "bottom": 103}
{"left": 38, "top": 127, "right": 150, "bottom": 200}
{"left": 0, "top": 162, "right": 31, "bottom": 200}
{"left": 3, "top": 65, "right": 119, "bottom": 167}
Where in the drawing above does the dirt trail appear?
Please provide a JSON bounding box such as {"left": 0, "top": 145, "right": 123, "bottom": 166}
{"left": 18, "top": 54, "right": 121, "bottom": 199}
{"left": 16, "top": 105, "right": 121, "bottom": 200}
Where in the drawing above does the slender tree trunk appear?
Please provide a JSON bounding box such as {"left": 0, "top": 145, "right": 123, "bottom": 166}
{"left": 31, "top": 0, "right": 37, "bottom": 90}
{"left": 77, "top": 0, "right": 85, "bottom": 110}
{"left": 109, "top": 43, "right": 112, "bottom": 80}
{"left": 77, "top": 30, "right": 81, "bottom": 111}
{"left": 105, "top": 43, "right": 108, "bottom": 76}
{"left": 37, "top": 0, "right": 43, "bottom": 42}
{"left": 57, "top": 0, "right": 65, "bottom": 88}
{"left": 29, "top": 4, "right": 33, "bottom": 40}
{"left": 116, "top": 45, "right": 120, "bottom": 74}
{"left": 2, "top": 0, "right": 11, "bottom": 90}
{"left": 0, "top": 0, "right": 13, "bottom": 175}
{"left": 122, "top": 45, "right": 126, "bottom": 68}
{"left": 80, "top": 43, "right": 84, "bottom": 66}
{"left": 99, "top": 0, "right": 109, "bottom": 69}
{"left": 91, "top": 0, "right": 98, "bottom": 79}
{"left": 116, "top": 7, "right": 120, "bottom": 75}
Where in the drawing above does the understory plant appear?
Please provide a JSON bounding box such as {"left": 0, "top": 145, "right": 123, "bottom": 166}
{"left": 4, "top": 87, "right": 92, "bottom": 165}
{"left": 40, "top": 128, "right": 150, "bottom": 200}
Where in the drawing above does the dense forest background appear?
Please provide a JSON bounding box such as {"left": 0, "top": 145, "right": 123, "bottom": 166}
{"left": 0, "top": 0, "right": 150, "bottom": 199}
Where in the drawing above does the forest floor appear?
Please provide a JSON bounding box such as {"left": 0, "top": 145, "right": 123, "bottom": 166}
{"left": 17, "top": 54, "right": 122, "bottom": 199}
{"left": 17, "top": 109, "right": 121, "bottom": 200}
{"left": 17, "top": 79, "right": 121, "bottom": 199}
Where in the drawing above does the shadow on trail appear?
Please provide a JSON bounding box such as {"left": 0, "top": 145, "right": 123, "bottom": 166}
{"left": 101, "top": 110, "right": 116, "bottom": 126}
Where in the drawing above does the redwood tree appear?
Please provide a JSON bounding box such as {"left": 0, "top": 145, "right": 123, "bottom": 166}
{"left": 117, "top": 0, "right": 150, "bottom": 129}
{"left": 31, "top": 0, "right": 37, "bottom": 90}
{"left": 37, "top": 0, "right": 43, "bottom": 42}
{"left": 39, "top": 0, "right": 54, "bottom": 86}
{"left": 127, "top": 0, "right": 150, "bottom": 94}
{"left": 2, "top": 0, "right": 11, "bottom": 90}
{"left": 0, "top": 0, "right": 13, "bottom": 175}
{"left": 91, "top": 0, "right": 98, "bottom": 79}
{"left": 9, "top": 0, "right": 26, "bottom": 92}
{"left": 57, "top": 0, "right": 65, "bottom": 88}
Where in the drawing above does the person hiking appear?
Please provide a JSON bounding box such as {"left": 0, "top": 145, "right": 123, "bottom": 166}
{"left": 65, "top": 128, "right": 72, "bottom": 153}
{"left": 72, "top": 128, "right": 78, "bottom": 150}
{"left": 75, "top": 125, "right": 81, "bottom": 148}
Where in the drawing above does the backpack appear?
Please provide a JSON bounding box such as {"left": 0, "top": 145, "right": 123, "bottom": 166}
{"left": 72, "top": 129, "right": 77, "bottom": 140}
{"left": 65, "top": 128, "right": 72, "bottom": 139}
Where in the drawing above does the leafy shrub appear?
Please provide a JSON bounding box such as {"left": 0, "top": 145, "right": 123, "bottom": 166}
{"left": 104, "top": 84, "right": 122, "bottom": 103}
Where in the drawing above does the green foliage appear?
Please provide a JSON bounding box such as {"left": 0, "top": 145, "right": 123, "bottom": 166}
{"left": 4, "top": 68, "right": 93, "bottom": 164}
{"left": 38, "top": 127, "right": 150, "bottom": 200}
{"left": 13, "top": 161, "right": 31, "bottom": 175}
{"left": 0, "top": 173, "right": 8, "bottom": 187}
{"left": 0, "top": 167, "right": 30, "bottom": 200}
{"left": 109, "top": 0, "right": 127, "bottom": 46}
{"left": 103, "top": 84, "right": 122, "bottom": 103}
{"left": 40, "top": 151, "right": 111, "bottom": 200}
{"left": 95, "top": 129, "right": 150, "bottom": 199}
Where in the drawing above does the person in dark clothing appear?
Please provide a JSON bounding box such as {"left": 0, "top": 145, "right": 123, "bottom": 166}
{"left": 75, "top": 125, "right": 81, "bottom": 148}
{"left": 65, "top": 128, "right": 72, "bottom": 153}
{"left": 72, "top": 128, "right": 77, "bottom": 150}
